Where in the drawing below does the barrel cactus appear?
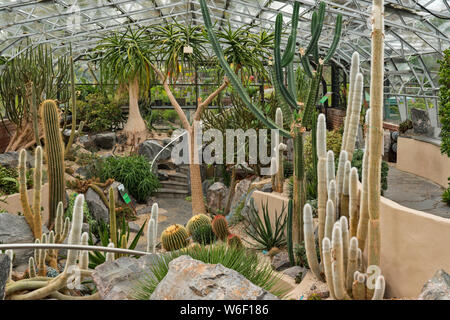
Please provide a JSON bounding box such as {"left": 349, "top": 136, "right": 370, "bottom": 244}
{"left": 186, "top": 214, "right": 211, "bottom": 236}
{"left": 211, "top": 215, "right": 229, "bottom": 241}
{"left": 161, "top": 224, "right": 189, "bottom": 251}
{"left": 227, "top": 234, "right": 243, "bottom": 250}
{"left": 192, "top": 224, "right": 216, "bottom": 245}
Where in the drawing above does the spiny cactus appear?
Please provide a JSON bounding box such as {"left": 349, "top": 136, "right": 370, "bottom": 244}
{"left": 328, "top": 180, "right": 337, "bottom": 218}
{"left": 349, "top": 168, "right": 359, "bottom": 238}
{"left": 106, "top": 243, "right": 115, "bottom": 262}
{"left": 192, "top": 224, "right": 216, "bottom": 245}
{"left": 340, "top": 161, "right": 351, "bottom": 218}
{"left": 356, "top": 109, "right": 371, "bottom": 251}
{"left": 346, "top": 237, "right": 359, "bottom": 293}
{"left": 303, "top": 204, "right": 321, "bottom": 280}
{"left": 352, "top": 271, "right": 366, "bottom": 300}
{"left": 30, "top": 84, "right": 41, "bottom": 147}
{"left": 147, "top": 218, "right": 156, "bottom": 253}
{"left": 335, "top": 150, "right": 348, "bottom": 216}
{"left": 326, "top": 151, "right": 335, "bottom": 191}
{"left": 41, "top": 99, "right": 65, "bottom": 229}
{"left": 211, "top": 215, "right": 229, "bottom": 241}
{"left": 150, "top": 202, "right": 159, "bottom": 239}
{"left": 19, "top": 147, "right": 43, "bottom": 239}
{"left": 5, "top": 250, "right": 13, "bottom": 283}
{"left": 79, "top": 232, "right": 89, "bottom": 270}
{"left": 316, "top": 114, "right": 327, "bottom": 262}
{"left": 274, "top": 108, "right": 284, "bottom": 193}
{"left": 227, "top": 234, "right": 243, "bottom": 250}
{"left": 325, "top": 199, "right": 335, "bottom": 241}
{"left": 161, "top": 224, "right": 189, "bottom": 251}
{"left": 108, "top": 187, "right": 117, "bottom": 252}
{"left": 47, "top": 202, "right": 70, "bottom": 269}
{"left": 344, "top": 73, "right": 364, "bottom": 162}
{"left": 342, "top": 52, "right": 360, "bottom": 152}
{"left": 28, "top": 257, "right": 37, "bottom": 278}
{"left": 186, "top": 214, "right": 211, "bottom": 236}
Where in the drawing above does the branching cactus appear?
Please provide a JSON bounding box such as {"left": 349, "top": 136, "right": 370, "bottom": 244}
{"left": 19, "top": 147, "right": 43, "bottom": 239}
{"left": 41, "top": 99, "right": 66, "bottom": 229}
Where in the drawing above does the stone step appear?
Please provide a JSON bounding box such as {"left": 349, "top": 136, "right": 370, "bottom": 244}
{"left": 165, "top": 172, "right": 189, "bottom": 183}
{"left": 155, "top": 188, "right": 189, "bottom": 199}
{"left": 160, "top": 180, "right": 188, "bottom": 190}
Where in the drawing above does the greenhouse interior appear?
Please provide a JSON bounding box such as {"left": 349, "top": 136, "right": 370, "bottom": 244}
{"left": 0, "top": 0, "right": 449, "bottom": 302}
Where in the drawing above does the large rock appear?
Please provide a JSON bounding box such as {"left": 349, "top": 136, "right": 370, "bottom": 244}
{"left": 92, "top": 255, "right": 162, "bottom": 300}
{"left": 138, "top": 140, "right": 171, "bottom": 162}
{"left": 85, "top": 187, "right": 109, "bottom": 223}
{"left": 206, "top": 182, "right": 229, "bottom": 214}
{"left": 271, "top": 252, "right": 291, "bottom": 271}
{"left": 411, "top": 108, "right": 433, "bottom": 137}
{"left": 0, "top": 151, "right": 34, "bottom": 169}
{"left": 230, "top": 178, "right": 253, "bottom": 210}
{"left": 418, "top": 269, "right": 450, "bottom": 300}
{"left": 0, "top": 213, "right": 48, "bottom": 266}
{"left": 0, "top": 254, "right": 11, "bottom": 300}
{"left": 150, "top": 255, "right": 278, "bottom": 300}
{"left": 93, "top": 132, "right": 117, "bottom": 150}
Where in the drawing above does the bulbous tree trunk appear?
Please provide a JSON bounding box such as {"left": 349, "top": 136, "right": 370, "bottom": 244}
{"left": 189, "top": 126, "right": 207, "bottom": 214}
{"left": 123, "top": 76, "right": 147, "bottom": 143}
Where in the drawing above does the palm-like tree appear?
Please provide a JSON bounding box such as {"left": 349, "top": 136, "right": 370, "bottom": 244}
{"left": 97, "top": 27, "right": 151, "bottom": 143}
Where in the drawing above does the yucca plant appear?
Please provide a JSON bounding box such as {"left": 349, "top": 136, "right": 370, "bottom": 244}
{"left": 243, "top": 199, "right": 287, "bottom": 250}
{"left": 131, "top": 243, "right": 285, "bottom": 299}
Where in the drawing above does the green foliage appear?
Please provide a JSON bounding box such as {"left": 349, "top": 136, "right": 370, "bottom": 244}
{"left": 192, "top": 224, "right": 216, "bottom": 245}
{"left": 438, "top": 49, "right": 450, "bottom": 156}
{"left": 293, "top": 240, "right": 320, "bottom": 268}
{"left": 442, "top": 177, "right": 450, "bottom": 206}
{"left": 94, "top": 155, "right": 160, "bottom": 203}
{"left": 351, "top": 149, "right": 389, "bottom": 195}
{"left": 77, "top": 93, "right": 124, "bottom": 132}
{"left": 0, "top": 165, "right": 32, "bottom": 195}
{"left": 243, "top": 199, "right": 287, "bottom": 250}
{"left": 161, "top": 109, "right": 177, "bottom": 123}
{"left": 131, "top": 243, "right": 284, "bottom": 299}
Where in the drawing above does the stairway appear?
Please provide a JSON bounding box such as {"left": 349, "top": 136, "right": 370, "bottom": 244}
{"left": 155, "top": 165, "right": 190, "bottom": 199}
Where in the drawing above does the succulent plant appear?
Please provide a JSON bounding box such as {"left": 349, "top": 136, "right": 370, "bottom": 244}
{"left": 211, "top": 215, "right": 229, "bottom": 241}
{"left": 161, "top": 224, "right": 189, "bottom": 251}
{"left": 227, "top": 233, "right": 243, "bottom": 250}
{"left": 192, "top": 224, "right": 216, "bottom": 245}
{"left": 186, "top": 214, "right": 212, "bottom": 236}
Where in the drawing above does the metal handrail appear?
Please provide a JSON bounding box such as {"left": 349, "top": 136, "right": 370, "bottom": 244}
{"left": 0, "top": 243, "right": 151, "bottom": 256}
{"left": 150, "top": 130, "right": 188, "bottom": 171}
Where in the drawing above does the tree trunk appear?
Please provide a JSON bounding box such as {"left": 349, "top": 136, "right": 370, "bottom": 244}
{"left": 224, "top": 166, "right": 237, "bottom": 215}
{"left": 189, "top": 126, "right": 206, "bottom": 215}
{"left": 123, "top": 76, "right": 147, "bottom": 144}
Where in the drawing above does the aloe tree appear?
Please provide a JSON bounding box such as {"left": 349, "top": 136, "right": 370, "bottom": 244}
{"left": 97, "top": 27, "right": 151, "bottom": 144}
{"left": 200, "top": 0, "right": 342, "bottom": 245}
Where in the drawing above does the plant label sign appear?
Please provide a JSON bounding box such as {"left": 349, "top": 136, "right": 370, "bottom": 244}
{"left": 117, "top": 184, "right": 131, "bottom": 204}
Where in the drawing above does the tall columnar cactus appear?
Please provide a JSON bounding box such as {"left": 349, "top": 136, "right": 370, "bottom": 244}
{"left": 28, "top": 257, "right": 37, "bottom": 278}
{"left": 146, "top": 218, "right": 156, "bottom": 253}
{"left": 344, "top": 73, "right": 364, "bottom": 162}
{"left": 328, "top": 180, "right": 337, "bottom": 217}
{"left": 19, "top": 147, "right": 43, "bottom": 239}
{"left": 326, "top": 151, "right": 335, "bottom": 191}
{"left": 41, "top": 99, "right": 65, "bottom": 229}
{"left": 108, "top": 187, "right": 117, "bottom": 252}
{"left": 200, "top": 0, "right": 342, "bottom": 245}
{"left": 335, "top": 150, "right": 348, "bottom": 216}
{"left": 30, "top": 84, "right": 41, "bottom": 147}
{"left": 211, "top": 215, "right": 229, "bottom": 241}
{"left": 340, "top": 161, "right": 351, "bottom": 218}
{"left": 79, "top": 232, "right": 89, "bottom": 270}
{"left": 357, "top": 109, "right": 371, "bottom": 250}
{"left": 65, "top": 55, "right": 77, "bottom": 157}
{"left": 303, "top": 204, "right": 321, "bottom": 280}
{"left": 106, "top": 243, "right": 115, "bottom": 262}
{"left": 342, "top": 52, "right": 360, "bottom": 152}
{"left": 349, "top": 168, "right": 359, "bottom": 238}
{"left": 47, "top": 202, "right": 70, "bottom": 269}
{"left": 367, "top": 0, "right": 385, "bottom": 287}
{"left": 150, "top": 203, "right": 159, "bottom": 238}
{"left": 274, "top": 108, "right": 284, "bottom": 193}
{"left": 316, "top": 113, "right": 327, "bottom": 262}
{"left": 161, "top": 224, "right": 189, "bottom": 251}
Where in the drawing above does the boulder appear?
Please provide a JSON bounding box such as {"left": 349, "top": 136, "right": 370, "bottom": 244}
{"left": 206, "top": 182, "right": 228, "bottom": 214}
{"left": 271, "top": 252, "right": 291, "bottom": 271}
{"left": 85, "top": 187, "right": 109, "bottom": 223}
{"left": 150, "top": 255, "right": 278, "bottom": 300}
{"left": 202, "top": 179, "right": 213, "bottom": 197}
{"left": 230, "top": 178, "right": 253, "bottom": 209}
{"left": 418, "top": 269, "right": 450, "bottom": 300}
{"left": 93, "top": 133, "right": 117, "bottom": 150}
{"left": 260, "top": 182, "right": 273, "bottom": 193}
{"left": 79, "top": 135, "right": 97, "bottom": 151}
{"left": 92, "top": 255, "right": 162, "bottom": 300}
{"left": 138, "top": 140, "right": 171, "bottom": 162}
{"left": 282, "top": 266, "right": 307, "bottom": 282}
{"left": 0, "top": 254, "right": 11, "bottom": 300}
{"left": 0, "top": 151, "right": 34, "bottom": 169}
{"left": 0, "top": 213, "right": 48, "bottom": 266}
{"left": 411, "top": 108, "right": 433, "bottom": 137}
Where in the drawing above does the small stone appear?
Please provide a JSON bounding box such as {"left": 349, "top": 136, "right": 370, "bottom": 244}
{"left": 282, "top": 266, "right": 307, "bottom": 281}
{"left": 271, "top": 252, "right": 291, "bottom": 271}
{"left": 418, "top": 269, "right": 450, "bottom": 300}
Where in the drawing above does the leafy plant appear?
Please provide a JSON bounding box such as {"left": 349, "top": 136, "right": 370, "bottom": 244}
{"left": 439, "top": 49, "right": 450, "bottom": 156}
{"left": 0, "top": 165, "right": 32, "bottom": 195}
{"left": 243, "top": 199, "right": 287, "bottom": 250}
{"left": 442, "top": 177, "right": 450, "bottom": 206}
{"left": 131, "top": 243, "right": 284, "bottom": 299}
{"left": 192, "top": 224, "right": 216, "bottom": 245}
{"left": 77, "top": 93, "right": 124, "bottom": 132}
{"left": 94, "top": 155, "right": 160, "bottom": 203}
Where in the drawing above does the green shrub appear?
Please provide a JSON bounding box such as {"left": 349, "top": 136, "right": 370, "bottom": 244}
{"left": 0, "top": 165, "right": 32, "bottom": 195}
{"left": 162, "top": 109, "right": 177, "bottom": 123}
{"left": 192, "top": 224, "right": 216, "bottom": 245}
{"left": 65, "top": 192, "right": 92, "bottom": 223}
{"left": 94, "top": 155, "right": 160, "bottom": 203}
{"left": 131, "top": 243, "right": 284, "bottom": 299}
{"left": 77, "top": 93, "right": 124, "bottom": 132}
{"left": 351, "top": 149, "right": 389, "bottom": 195}
{"left": 442, "top": 177, "right": 450, "bottom": 206}
{"left": 399, "top": 119, "right": 413, "bottom": 134}
{"left": 438, "top": 49, "right": 450, "bottom": 156}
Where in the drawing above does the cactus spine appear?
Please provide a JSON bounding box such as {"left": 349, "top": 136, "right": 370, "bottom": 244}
{"left": 367, "top": 0, "right": 385, "bottom": 291}
{"left": 340, "top": 161, "right": 351, "bottom": 218}
{"left": 211, "top": 215, "right": 229, "bottom": 241}
{"left": 326, "top": 150, "right": 335, "bottom": 191}
{"left": 342, "top": 52, "right": 360, "bottom": 152}
{"left": 335, "top": 150, "right": 348, "bottom": 216}
{"left": 357, "top": 109, "right": 371, "bottom": 250}
{"left": 344, "top": 73, "right": 364, "bottom": 162}
{"left": 28, "top": 257, "right": 37, "bottom": 278}
{"left": 346, "top": 237, "right": 358, "bottom": 293}
{"left": 161, "top": 224, "right": 189, "bottom": 251}
{"left": 79, "top": 232, "right": 89, "bottom": 270}
{"left": 41, "top": 99, "right": 65, "bottom": 229}
{"left": 352, "top": 271, "right": 366, "bottom": 300}
{"left": 106, "top": 243, "right": 115, "bottom": 262}
{"left": 147, "top": 218, "right": 156, "bottom": 253}
{"left": 227, "top": 234, "right": 243, "bottom": 250}
{"left": 303, "top": 204, "right": 321, "bottom": 280}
